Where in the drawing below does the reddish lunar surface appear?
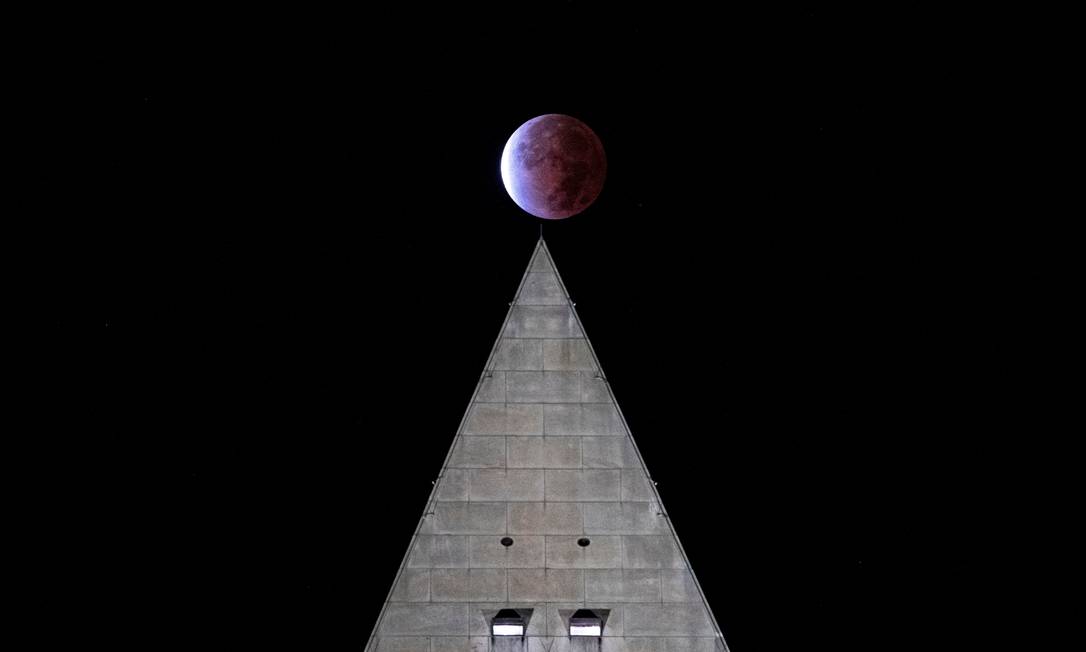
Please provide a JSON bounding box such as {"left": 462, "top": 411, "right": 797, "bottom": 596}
{"left": 500, "top": 114, "right": 606, "bottom": 220}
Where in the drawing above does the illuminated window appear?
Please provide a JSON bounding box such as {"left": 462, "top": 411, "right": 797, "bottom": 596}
{"left": 492, "top": 609, "right": 525, "bottom": 637}
{"left": 569, "top": 609, "right": 602, "bottom": 637}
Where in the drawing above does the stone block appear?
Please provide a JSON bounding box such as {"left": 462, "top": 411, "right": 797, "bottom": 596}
{"left": 560, "top": 637, "right": 622, "bottom": 652}
{"left": 543, "top": 339, "right": 595, "bottom": 370}
{"left": 507, "top": 372, "right": 582, "bottom": 403}
{"left": 390, "top": 568, "right": 430, "bottom": 602}
{"left": 600, "top": 639, "right": 628, "bottom": 652}
{"left": 469, "top": 535, "right": 544, "bottom": 568}
{"left": 494, "top": 637, "right": 526, "bottom": 652}
{"left": 431, "top": 569, "right": 507, "bottom": 602}
{"left": 661, "top": 569, "right": 701, "bottom": 602}
{"left": 508, "top": 437, "right": 580, "bottom": 469}
{"left": 583, "top": 502, "right": 668, "bottom": 535}
{"left": 436, "top": 469, "right": 470, "bottom": 501}
{"left": 376, "top": 637, "right": 431, "bottom": 652}
{"left": 431, "top": 638, "right": 489, "bottom": 652}
{"left": 585, "top": 569, "right": 661, "bottom": 602}
{"left": 621, "top": 471, "right": 655, "bottom": 502}
{"left": 544, "top": 404, "right": 620, "bottom": 436}
{"left": 544, "top": 437, "right": 582, "bottom": 468}
{"left": 545, "top": 535, "right": 622, "bottom": 568}
{"left": 448, "top": 436, "right": 505, "bottom": 468}
{"left": 572, "top": 638, "right": 615, "bottom": 652}
{"left": 507, "top": 437, "right": 543, "bottom": 468}
{"left": 503, "top": 306, "right": 582, "bottom": 339}
{"left": 545, "top": 470, "right": 621, "bottom": 502}
{"left": 464, "top": 405, "right": 543, "bottom": 435}
{"left": 492, "top": 339, "right": 543, "bottom": 371}
{"left": 519, "top": 272, "right": 566, "bottom": 305}
{"left": 581, "top": 375, "right": 612, "bottom": 403}
{"left": 622, "top": 536, "right": 686, "bottom": 569}
{"left": 425, "top": 503, "right": 506, "bottom": 535}
{"left": 507, "top": 569, "right": 584, "bottom": 602}
{"left": 475, "top": 372, "right": 506, "bottom": 403}
{"left": 469, "top": 469, "right": 544, "bottom": 501}
{"left": 408, "top": 536, "right": 470, "bottom": 568}
{"left": 509, "top": 437, "right": 580, "bottom": 469}
{"left": 380, "top": 604, "right": 469, "bottom": 636}
{"left": 529, "top": 638, "right": 571, "bottom": 652}
{"left": 623, "top": 604, "right": 715, "bottom": 637}
{"left": 508, "top": 502, "right": 583, "bottom": 534}
{"left": 624, "top": 639, "right": 721, "bottom": 652}
{"left": 429, "top": 638, "right": 463, "bottom": 652}
{"left": 581, "top": 437, "right": 638, "bottom": 468}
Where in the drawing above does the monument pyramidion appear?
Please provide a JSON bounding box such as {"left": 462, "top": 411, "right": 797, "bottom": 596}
{"left": 366, "top": 238, "right": 728, "bottom": 652}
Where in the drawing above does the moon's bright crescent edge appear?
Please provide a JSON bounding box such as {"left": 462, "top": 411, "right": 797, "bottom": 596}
{"left": 500, "top": 130, "right": 519, "bottom": 210}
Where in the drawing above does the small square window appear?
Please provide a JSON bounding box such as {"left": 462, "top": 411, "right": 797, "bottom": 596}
{"left": 569, "top": 609, "right": 602, "bottom": 637}
{"left": 492, "top": 609, "right": 526, "bottom": 637}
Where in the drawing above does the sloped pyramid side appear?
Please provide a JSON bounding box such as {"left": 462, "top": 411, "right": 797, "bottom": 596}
{"left": 366, "top": 239, "right": 728, "bottom": 652}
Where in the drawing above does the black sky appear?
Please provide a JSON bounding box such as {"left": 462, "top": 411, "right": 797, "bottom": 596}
{"left": 34, "top": 5, "right": 1041, "bottom": 651}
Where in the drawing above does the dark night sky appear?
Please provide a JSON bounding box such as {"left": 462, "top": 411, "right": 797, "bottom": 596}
{"left": 33, "top": 5, "right": 1054, "bottom": 652}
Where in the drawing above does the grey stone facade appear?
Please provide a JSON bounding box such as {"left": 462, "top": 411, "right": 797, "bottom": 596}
{"left": 367, "top": 240, "right": 728, "bottom": 652}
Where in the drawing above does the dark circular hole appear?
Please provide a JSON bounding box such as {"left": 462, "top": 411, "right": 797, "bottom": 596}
{"left": 501, "top": 537, "right": 514, "bottom": 547}
{"left": 577, "top": 538, "right": 591, "bottom": 547}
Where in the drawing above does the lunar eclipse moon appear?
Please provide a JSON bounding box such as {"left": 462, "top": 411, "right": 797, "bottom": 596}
{"left": 500, "top": 114, "right": 606, "bottom": 220}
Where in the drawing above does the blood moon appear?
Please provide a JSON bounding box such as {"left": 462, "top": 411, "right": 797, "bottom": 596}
{"left": 500, "top": 114, "right": 606, "bottom": 220}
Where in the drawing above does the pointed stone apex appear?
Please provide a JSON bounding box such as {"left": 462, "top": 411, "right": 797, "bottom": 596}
{"left": 529, "top": 239, "right": 554, "bottom": 273}
{"left": 518, "top": 239, "right": 563, "bottom": 306}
